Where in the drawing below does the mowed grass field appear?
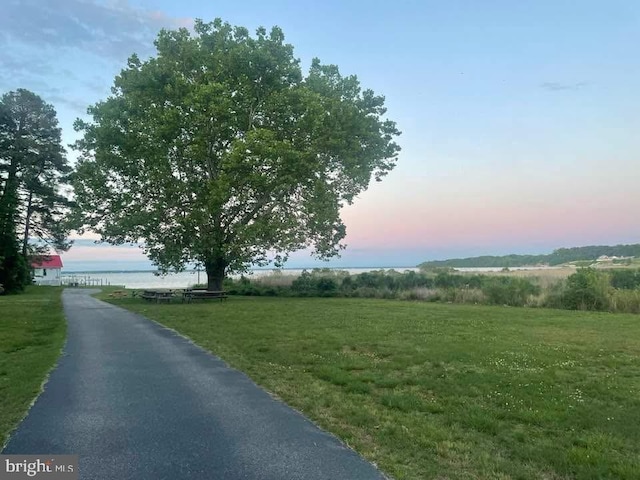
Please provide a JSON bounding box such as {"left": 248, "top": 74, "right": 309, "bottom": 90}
{"left": 0, "top": 287, "right": 66, "bottom": 447}
{"left": 102, "top": 294, "right": 640, "bottom": 479}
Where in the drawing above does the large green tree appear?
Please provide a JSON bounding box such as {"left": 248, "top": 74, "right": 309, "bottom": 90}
{"left": 0, "top": 89, "right": 71, "bottom": 292}
{"left": 72, "top": 19, "right": 401, "bottom": 290}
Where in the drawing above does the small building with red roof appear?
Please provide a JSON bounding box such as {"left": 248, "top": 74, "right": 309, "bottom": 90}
{"left": 31, "top": 255, "right": 63, "bottom": 286}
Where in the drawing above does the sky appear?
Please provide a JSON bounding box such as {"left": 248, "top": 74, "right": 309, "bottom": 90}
{"left": 2, "top": 0, "right": 639, "bottom": 271}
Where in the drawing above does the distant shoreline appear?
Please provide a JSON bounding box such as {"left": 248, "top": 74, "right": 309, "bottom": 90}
{"left": 418, "top": 244, "right": 639, "bottom": 269}
{"left": 62, "top": 266, "right": 421, "bottom": 275}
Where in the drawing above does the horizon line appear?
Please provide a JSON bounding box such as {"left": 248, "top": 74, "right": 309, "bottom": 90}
{"left": 61, "top": 265, "right": 421, "bottom": 274}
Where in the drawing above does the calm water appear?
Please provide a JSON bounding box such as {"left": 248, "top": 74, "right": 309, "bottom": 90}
{"left": 61, "top": 267, "right": 421, "bottom": 289}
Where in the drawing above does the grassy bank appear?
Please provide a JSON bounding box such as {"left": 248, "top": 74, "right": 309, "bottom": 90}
{"left": 0, "top": 287, "right": 66, "bottom": 447}
{"left": 102, "top": 294, "right": 640, "bottom": 479}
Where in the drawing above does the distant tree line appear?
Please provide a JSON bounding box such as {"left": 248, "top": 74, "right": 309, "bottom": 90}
{"left": 418, "top": 244, "right": 640, "bottom": 269}
{"left": 0, "top": 89, "right": 72, "bottom": 293}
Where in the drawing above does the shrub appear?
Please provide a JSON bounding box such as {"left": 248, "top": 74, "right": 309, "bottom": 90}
{"left": 353, "top": 271, "right": 389, "bottom": 289}
{"left": 0, "top": 251, "right": 31, "bottom": 293}
{"left": 609, "top": 269, "right": 640, "bottom": 290}
{"left": 291, "top": 271, "right": 316, "bottom": 296}
{"left": 224, "top": 276, "right": 287, "bottom": 296}
{"left": 316, "top": 277, "right": 338, "bottom": 297}
{"left": 452, "top": 288, "right": 486, "bottom": 304}
{"left": 398, "top": 288, "right": 440, "bottom": 301}
{"left": 349, "top": 286, "right": 396, "bottom": 299}
{"left": 481, "top": 277, "right": 540, "bottom": 306}
{"left": 609, "top": 289, "right": 640, "bottom": 314}
{"left": 434, "top": 272, "right": 463, "bottom": 289}
{"left": 466, "top": 275, "right": 485, "bottom": 289}
{"left": 395, "top": 271, "right": 434, "bottom": 290}
{"left": 561, "top": 268, "right": 611, "bottom": 311}
{"left": 542, "top": 283, "right": 565, "bottom": 309}
{"left": 340, "top": 275, "right": 354, "bottom": 293}
{"left": 291, "top": 270, "right": 339, "bottom": 297}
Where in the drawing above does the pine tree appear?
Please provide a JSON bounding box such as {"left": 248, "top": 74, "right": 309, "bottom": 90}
{"left": 0, "top": 89, "right": 71, "bottom": 292}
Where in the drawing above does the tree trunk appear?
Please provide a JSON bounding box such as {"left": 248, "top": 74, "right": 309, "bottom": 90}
{"left": 205, "top": 257, "right": 226, "bottom": 291}
{"left": 0, "top": 161, "right": 18, "bottom": 234}
{"left": 21, "top": 191, "right": 33, "bottom": 256}
{"left": 21, "top": 156, "right": 46, "bottom": 256}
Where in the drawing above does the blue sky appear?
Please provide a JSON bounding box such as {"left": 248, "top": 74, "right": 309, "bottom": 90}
{"left": 2, "top": 1, "right": 639, "bottom": 271}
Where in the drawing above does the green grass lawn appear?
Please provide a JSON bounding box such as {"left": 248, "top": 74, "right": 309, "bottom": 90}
{"left": 0, "top": 287, "right": 66, "bottom": 448}
{"left": 102, "top": 294, "right": 640, "bottom": 479}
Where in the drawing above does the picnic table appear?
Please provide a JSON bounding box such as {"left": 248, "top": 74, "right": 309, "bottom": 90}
{"left": 138, "top": 289, "right": 228, "bottom": 304}
{"left": 140, "top": 289, "right": 177, "bottom": 303}
{"left": 182, "top": 289, "right": 228, "bottom": 303}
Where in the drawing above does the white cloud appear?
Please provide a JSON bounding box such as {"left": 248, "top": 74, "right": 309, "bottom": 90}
{"left": 0, "top": 0, "right": 197, "bottom": 120}
{"left": 0, "top": 0, "right": 193, "bottom": 60}
{"left": 0, "top": 0, "right": 194, "bottom": 99}
{"left": 540, "top": 81, "right": 588, "bottom": 92}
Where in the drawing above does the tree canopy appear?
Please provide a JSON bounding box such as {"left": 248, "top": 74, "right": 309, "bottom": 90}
{"left": 72, "top": 19, "right": 401, "bottom": 289}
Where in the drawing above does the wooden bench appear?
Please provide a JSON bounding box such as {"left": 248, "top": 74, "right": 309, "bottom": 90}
{"left": 141, "top": 290, "right": 175, "bottom": 303}
{"left": 182, "top": 289, "right": 228, "bottom": 303}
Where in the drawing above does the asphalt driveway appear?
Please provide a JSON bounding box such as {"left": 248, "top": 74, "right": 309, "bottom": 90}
{"left": 3, "top": 289, "right": 387, "bottom": 479}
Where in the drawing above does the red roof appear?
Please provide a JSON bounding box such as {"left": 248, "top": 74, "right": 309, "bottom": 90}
{"left": 31, "top": 255, "right": 63, "bottom": 269}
